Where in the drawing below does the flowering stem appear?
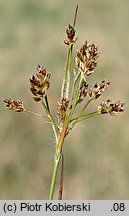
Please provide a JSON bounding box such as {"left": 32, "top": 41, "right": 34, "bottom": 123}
{"left": 49, "top": 47, "right": 75, "bottom": 200}
{"left": 49, "top": 76, "right": 84, "bottom": 200}
{"left": 61, "top": 4, "right": 78, "bottom": 100}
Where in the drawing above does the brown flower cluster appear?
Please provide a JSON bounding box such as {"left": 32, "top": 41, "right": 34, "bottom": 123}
{"left": 78, "top": 81, "right": 88, "bottom": 102}
{"left": 30, "top": 65, "right": 50, "bottom": 102}
{"left": 57, "top": 98, "right": 69, "bottom": 122}
{"left": 98, "top": 99, "right": 124, "bottom": 116}
{"left": 78, "top": 80, "right": 110, "bottom": 103}
{"left": 89, "top": 80, "right": 110, "bottom": 99}
{"left": 3, "top": 98, "right": 24, "bottom": 112}
{"left": 64, "top": 25, "right": 77, "bottom": 45}
{"left": 76, "top": 41, "right": 99, "bottom": 76}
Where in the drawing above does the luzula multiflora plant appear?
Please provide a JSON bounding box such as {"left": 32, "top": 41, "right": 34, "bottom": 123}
{"left": 3, "top": 5, "right": 124, "bottom": 200}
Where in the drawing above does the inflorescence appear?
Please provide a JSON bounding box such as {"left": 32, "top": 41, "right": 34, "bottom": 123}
{"left": 3, "top": 21, "right": 124, "bottom": 125}
{"left": 3, "top": 5, "right": 125, "bottom": 200}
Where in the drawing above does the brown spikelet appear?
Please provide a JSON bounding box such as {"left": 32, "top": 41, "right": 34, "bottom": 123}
{"left": 57, "top": 98, "right": 69, "bottom": 122}
{"left": 78, "top": 81, "right": 88, "bottom": 103}
{"left": 98, "top": 99, "right": 124, "bottom": 116}
{"left": 76, "top": 41, "right": 99, "bottom": 75}
{"left": 3, "top": 98, "right": 24, "bottom": 112}
{"left": 30, "top": 65, "right": 51, "bottom": 102}
{"left": 89, "top": 80, "right": 110, "bottom": 99}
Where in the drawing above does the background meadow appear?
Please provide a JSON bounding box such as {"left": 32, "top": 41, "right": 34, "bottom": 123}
{"left": 0, "top": 0, "right": 129, "bottom": 199}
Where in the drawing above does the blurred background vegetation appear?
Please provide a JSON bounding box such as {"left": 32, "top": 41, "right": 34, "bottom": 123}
{"left": 0, "top": 0, "right": 129, "bottom": 199}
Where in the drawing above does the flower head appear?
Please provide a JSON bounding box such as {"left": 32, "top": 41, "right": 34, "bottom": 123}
{"left": 78, "top": 81, "right": 88, "bottom": 103}
{"left": 89, "top": 80, "right": 110, "bottom": 99}
{"left": 98, "top": 99, "right": 124, "bottom": 116}
{"left": 3, "top": 98, "right": 24, "bottom": 112}
{"left": 64, "top": 25, "right": 78, "bottom": 45}
{"left": 57, "top": 98, "right": 69, "bottom": 122}
{"left": 66, "top": 25, "right": 75, "bottom": 41}
{"left": 76, "top": 41, "right": 99, "bottom": 76}
{"left": 30, "top": 65, "right": 50, "bottom": 102}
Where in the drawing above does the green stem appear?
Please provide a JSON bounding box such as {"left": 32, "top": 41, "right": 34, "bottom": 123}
{"left": 45, "top": 95, "right": 50, "bottom": 112}
{"left": 73, "top": 4, "right": 78, "bottom": 28}
{"left": 49, "top": 151, "right": 61, "bottom": 200}
{"left": 49, "top": 120, "right": 68, "bottom": 199}
{"left": 41, "top": 100, "right": 58, "bottom": 144}
{"left": 68, "top": 75, "right": 83, "bottom": 120}
{"left": 70, "top": 72, "right": 80, "bottom": 103}
{"left": 77, "top": 98, "right": 93, "bottom": 118}
{"left": 58, "top": 152, "right": 64, "bottom": 200}
{"left": 71, "top": 111, "right": 100, "bottom": 127}
{"left": 24, "top": 108, "right": 47, "bottom": 119}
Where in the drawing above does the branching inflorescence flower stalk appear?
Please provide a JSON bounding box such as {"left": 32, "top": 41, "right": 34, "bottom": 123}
{"left": 3, "top": 5, "right": 124, "bottom": 200}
